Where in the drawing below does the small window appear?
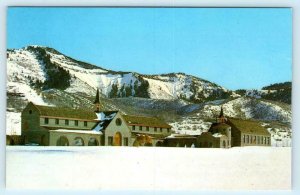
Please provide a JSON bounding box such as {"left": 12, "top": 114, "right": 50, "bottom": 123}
{"left": 154, "top": 127, "right": 157, "bottom": 132}
{"left": 160, "top": 128, "right": 163, "bottom": 132}
{"left": 55, "top": 119, "right": 59, "bottom": 125}
{"left": 167, "top": 128, "right": 170, "bottom": 133}
{"left": 246, "top": 135, "right": 249, "bottom": 143}
{"left": 139, "top": 126, "right": 142, "bottom": 131}
{"left": 84, "top": 121, "right": 87, "bottom": 127}
{"left": 116, "top": 118, "right": 122, "bottom": 126}
{"left": 44, "top": 118, "right": 49, "bottom": 124}
{"left": 146, "top": 126, "right": 149, "bottom": 131}
{"left": 65, "top": 119, "right": 69, "bottom": 125}
{"left": 132, "top": 126, "right": 135, "bottom": 130}
{"left": 124, "top": 138, "right": 129, "bottom": 146}
{"left": 29, "top": 110, "right": 32, "bottom": 114}
{"left": 108, "top": 136, "right": 113, "bottom": 146}
{"left": 267, "top": 137, "right": 270, "bottom": 145}
{"left": 75, "top": 120, "right": 78, "bottom": 126}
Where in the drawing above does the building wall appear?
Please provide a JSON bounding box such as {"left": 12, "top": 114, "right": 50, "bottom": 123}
{"left": 240, "top": 133, "right": 271, "bottom": 146}
{"left": 130, "top": 125, "right": 171, "bottom": 135}
{"left": 230, "top": 126, "right": 242, "bottom": 147}
{"left": 40, "top": 117, "right": 97, "bottom": 130}
{"left": 104, "top": 112, "right": 132, "bottom": 146}
{"left": 219, "top": 136, "right": 230, "bottom": 148}
{"left": 21, "top": 103, "right": 49, "bottom": 145}
{"left": 164, "top": 138, "right": 197, "bottom": 147}
{"left": 49, "top": 131, "right": 102, "bottom": 146}
{"left": 197, "top": 133, "right": 219, "bottom": 148}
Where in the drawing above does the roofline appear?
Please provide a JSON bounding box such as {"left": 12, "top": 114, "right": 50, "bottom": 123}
{"left": 122, "top": 114, "right": 172, "bottom": 128}
{"left": 227, "top": 118, "right": 271, "bottom": 136}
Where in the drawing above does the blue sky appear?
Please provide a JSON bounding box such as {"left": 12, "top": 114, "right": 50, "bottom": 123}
{"left": 7, "top": 8, "right": 292, "bottom": 90}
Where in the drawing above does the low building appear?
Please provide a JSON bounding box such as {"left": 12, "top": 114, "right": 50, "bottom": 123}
{"left": 21, "top": 89, "right": 172, "bottom": 146}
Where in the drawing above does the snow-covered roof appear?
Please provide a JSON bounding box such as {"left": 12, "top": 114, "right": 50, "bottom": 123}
{"left": 95, "top": 111, "right": 117, "bottom": 121}
{"left": 212, "top": 133, "right": 225, "bottom": 138}
{"left": 92, "top": 111, "right": 118, "bottom": 132}
{"left": 50, "top": 129, "right": 102, "bottom": 135}
{"left": 166, "top": 134, "right": 197, "bottom": 139}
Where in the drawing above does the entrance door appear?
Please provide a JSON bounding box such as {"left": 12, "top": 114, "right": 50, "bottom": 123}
{"left": 113, "top": 132, "right": 122, "bottom": 146}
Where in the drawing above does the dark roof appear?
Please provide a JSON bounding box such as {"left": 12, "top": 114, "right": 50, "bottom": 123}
{"left": 32, "top": 103, "right": 97, "bottom": 120}
{"left": 227, "top": 118, "right": 270, "bottom": 136}
{"left": 122, "top": 115, "right": 172, "bottom": 128}
{"left": 209, "top": 123, "right": 231, "bottom": 135}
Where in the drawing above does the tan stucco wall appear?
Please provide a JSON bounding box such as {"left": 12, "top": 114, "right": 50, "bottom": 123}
{"left": 49, "top": 131, "right": 102, "bottom": 146}
{"left": 130, "top": 125, "right": 171, "bottom": 136}
{"left": 40, "top": 117, "right": 96, "bottom": 130}
{"left": 104, "top": 112, "right": 132, "bottom": 146}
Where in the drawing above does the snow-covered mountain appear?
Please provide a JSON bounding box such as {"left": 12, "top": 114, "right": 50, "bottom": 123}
{"left": 7, "top": 45, "right": 232, "bottom": 103}
{"left": 6, "top": 45, "right": 292, "bottom": 146}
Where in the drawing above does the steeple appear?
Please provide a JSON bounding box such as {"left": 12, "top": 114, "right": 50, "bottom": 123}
{"left": 217, "top": 106, "right": 227, "bottom": 123}
{"left": 94, "top": 88, "right": 100, "bottom": 112}
{"left": 219, "top": 106, "right": 224, "bottom": 118}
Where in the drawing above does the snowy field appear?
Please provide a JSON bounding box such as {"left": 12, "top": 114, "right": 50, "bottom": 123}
{"left": 6, "top": 146, "right": 291, "bottom": 190}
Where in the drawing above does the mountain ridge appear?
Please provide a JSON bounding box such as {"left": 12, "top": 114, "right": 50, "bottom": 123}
{"left": 6, "top": 45, "right": 292, "bottom": 146}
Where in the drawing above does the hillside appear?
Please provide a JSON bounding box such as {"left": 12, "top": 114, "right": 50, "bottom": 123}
{"left": 6, "top": 45, "right": 292, "bottom": 146}
{"left": 235, "top": 82, "right": 292, "bottom": 104}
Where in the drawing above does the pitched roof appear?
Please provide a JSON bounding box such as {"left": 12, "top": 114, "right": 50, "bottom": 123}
{"left": 122, "top": 115, "right": 172, "bottom": 128}
{"left": 32, "top": 103, "right": 97, "bottom": 120}
{"left": 227, "top": 118, "right": 270, "bottom": 136}
{"left": 92, "top": 111, "right": 118, "bottom": 132}
{"left": 209, "top": 123, "right": 231, "bottom": 135}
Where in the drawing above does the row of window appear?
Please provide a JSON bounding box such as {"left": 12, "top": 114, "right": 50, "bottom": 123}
{"left": 243, "top": 135, "right": 270, "bottom": 145}
{"left": 132, "top": 125, "right": 170, "bottom": 133}
{"left": 44, "top": 117, "right": 88, "bottom": 127}
{"left": 107, "top": 137, "right": 129, "bottom": 146}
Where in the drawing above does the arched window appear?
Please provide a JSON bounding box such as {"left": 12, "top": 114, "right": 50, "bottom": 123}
{"left": 88, "top": 138, "right": 99, "bottom": 146}
{"left": 116, "top": 118, "right": 122, "bottom": 126}
{"left": 74, "top": 137, "right": 84, "bottom": 146}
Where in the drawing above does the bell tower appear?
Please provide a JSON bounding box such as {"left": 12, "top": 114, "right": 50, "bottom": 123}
{"left": 94, "top": 88, "right": 101, "bottom": 112}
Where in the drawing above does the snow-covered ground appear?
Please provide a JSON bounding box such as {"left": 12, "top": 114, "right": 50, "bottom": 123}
{"left": 6, "top": 146, "right": 291, "bottom": 190}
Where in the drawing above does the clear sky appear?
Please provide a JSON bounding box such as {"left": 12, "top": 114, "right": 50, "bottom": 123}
{"left": 7, "top": 7, "right": 292, "bottom": 90}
